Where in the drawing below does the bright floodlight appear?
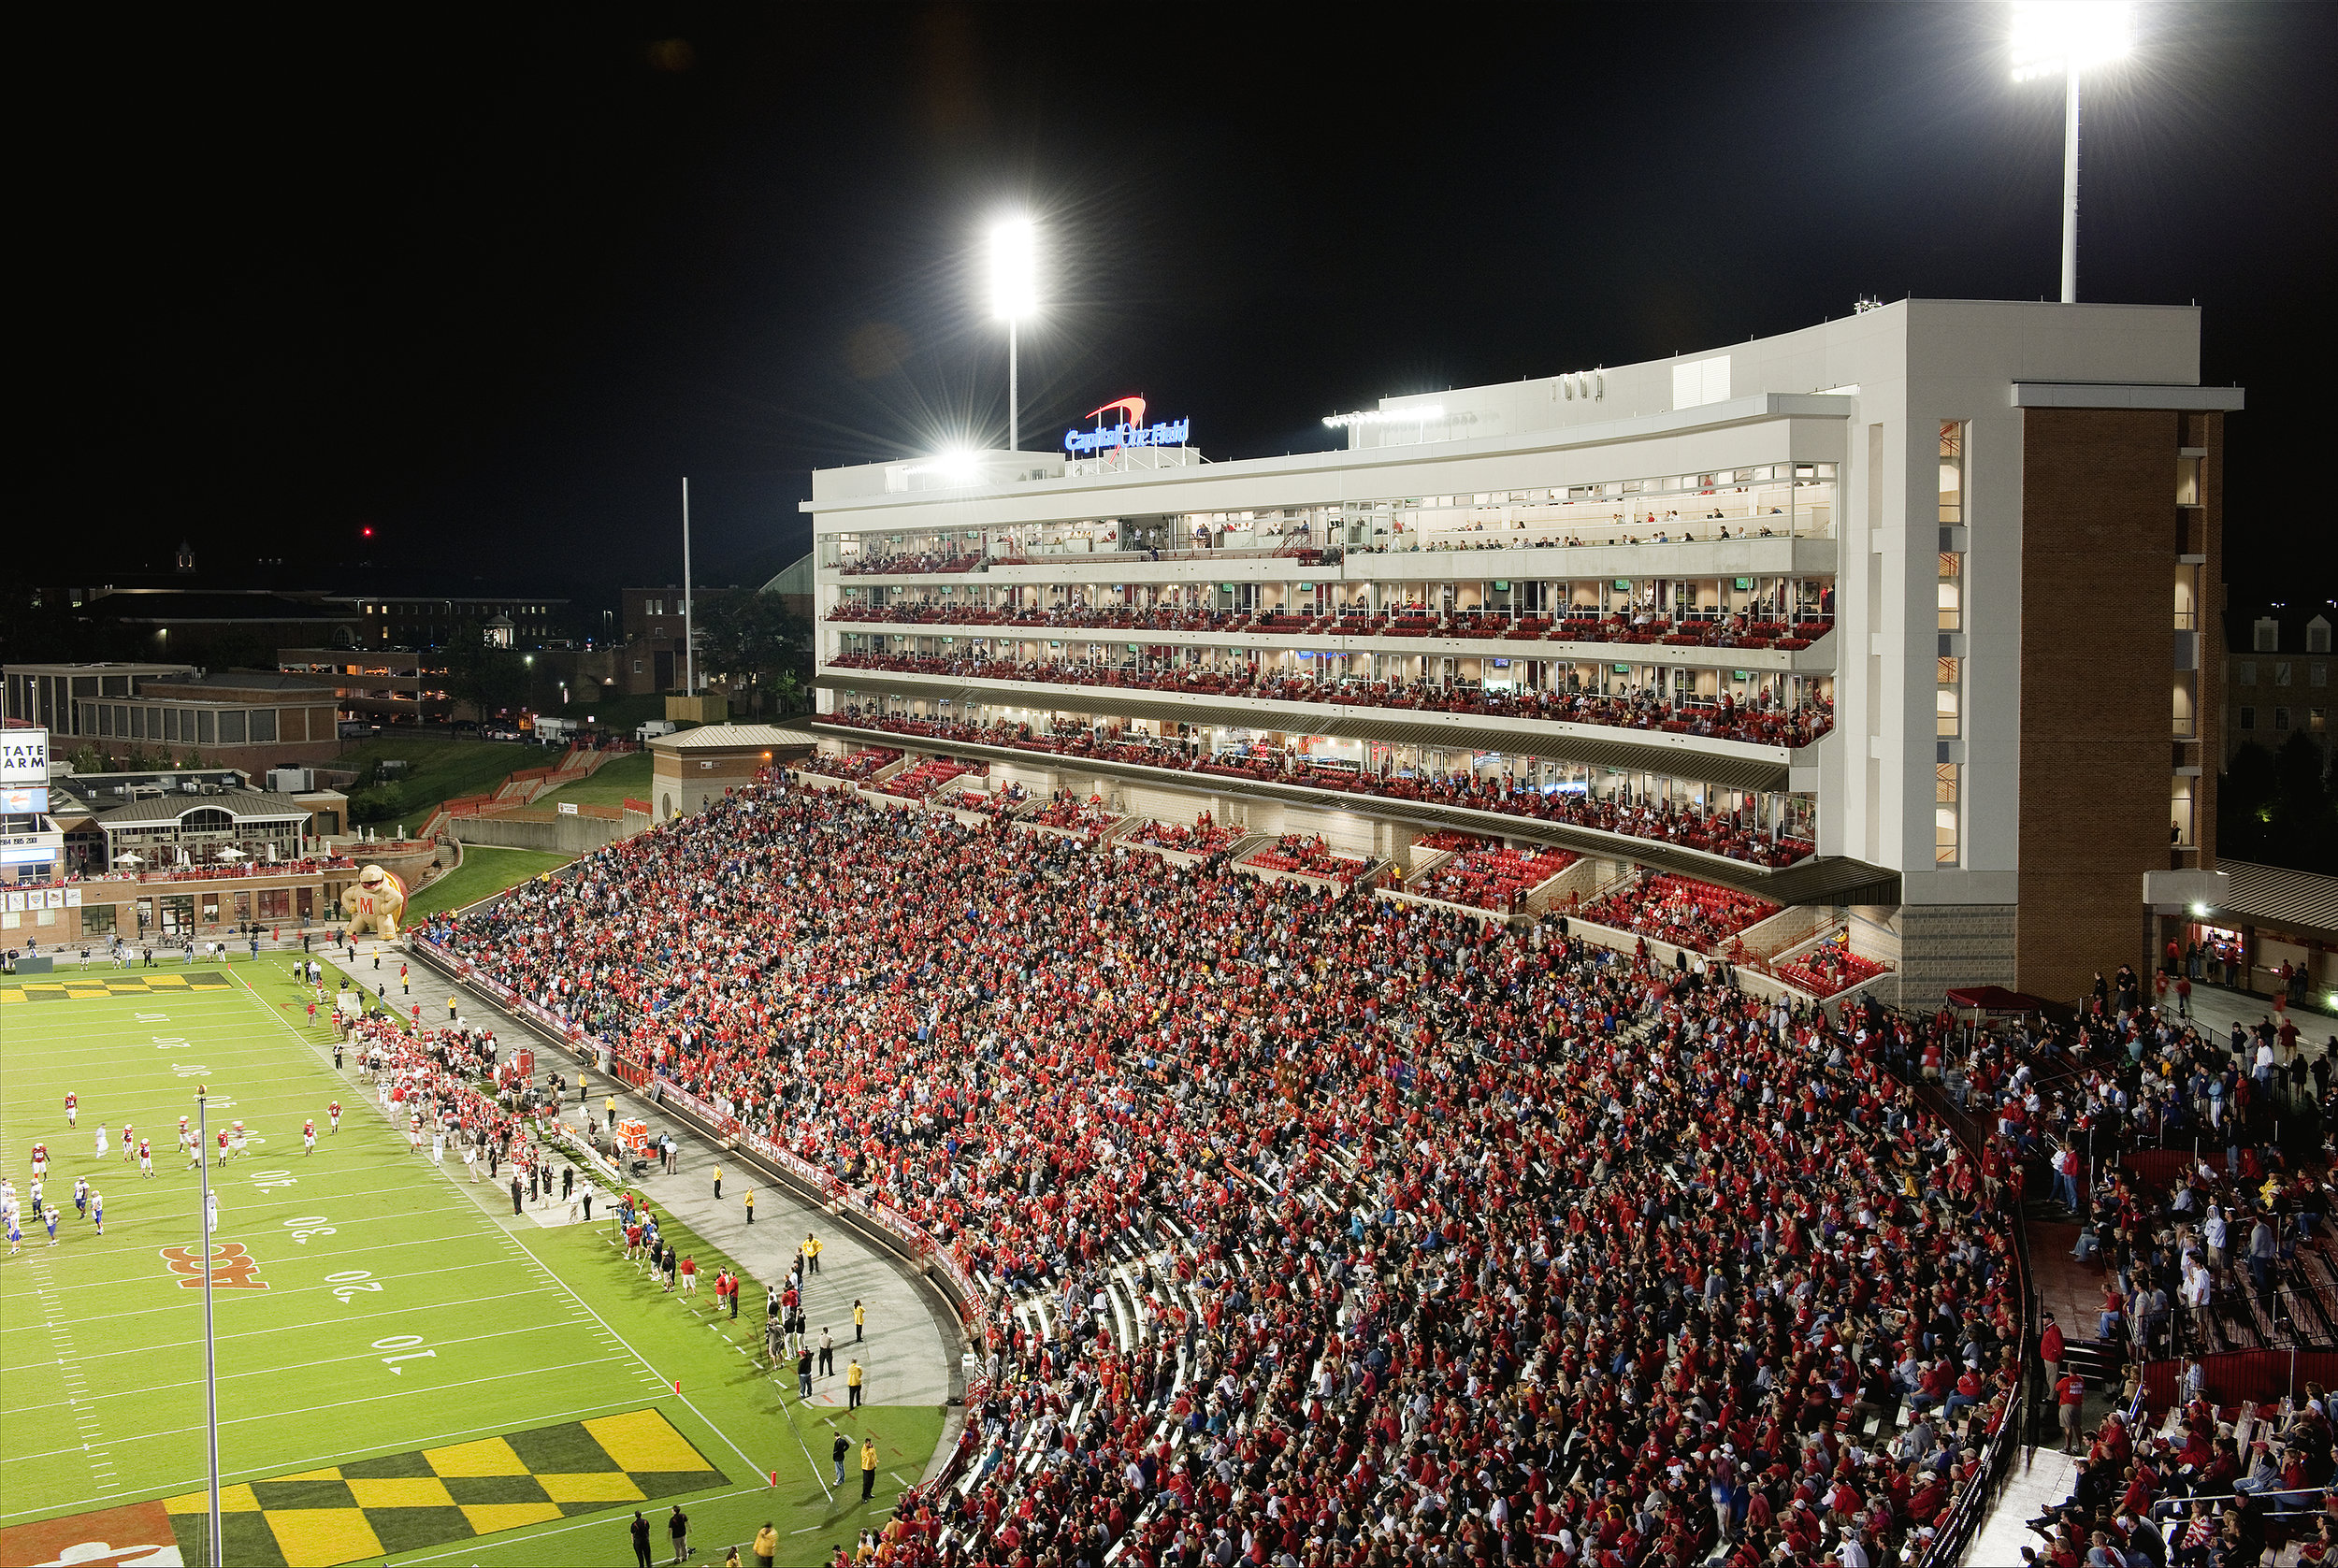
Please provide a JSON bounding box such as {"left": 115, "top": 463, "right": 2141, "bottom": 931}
{"left": 989, "top": 218, "right": 1036, "bottom": 322}
{"left": 2010, "top": 1, "right": 2131, "bottom": 304}
{"left": 2011, "top": 0, "right": 2129, "bottom": 81}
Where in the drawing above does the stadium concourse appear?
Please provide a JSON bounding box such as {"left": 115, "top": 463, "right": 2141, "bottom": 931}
{"left": 411, "top": 770, "right": 2036, "bottom": 1568}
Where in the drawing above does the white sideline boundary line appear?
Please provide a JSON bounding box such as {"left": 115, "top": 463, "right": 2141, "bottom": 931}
{"left": 223, "top": 968, "right": 789, "bottom": 1494}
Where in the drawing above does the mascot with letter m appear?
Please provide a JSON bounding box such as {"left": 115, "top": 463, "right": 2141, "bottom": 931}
{"left": 339, "top": 864, "right": 409, "bottom": 942}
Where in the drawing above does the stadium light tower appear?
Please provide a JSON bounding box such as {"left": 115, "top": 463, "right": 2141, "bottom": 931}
{"left": 989, "top": 217, "right": 1037, "bottom": 451}
{"left": 2011, "top": 0, "right": 2132, "bottom": 304}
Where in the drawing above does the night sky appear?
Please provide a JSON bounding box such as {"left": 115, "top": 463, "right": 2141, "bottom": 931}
{"left": 22, "top": 4, "right": 2336, "bottom": 610}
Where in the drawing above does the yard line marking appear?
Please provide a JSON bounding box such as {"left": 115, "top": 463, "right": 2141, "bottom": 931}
{"left": 0, "top": 1359, "right": 621, "bottom": 1468}
{"left": 0, "top": 1258, "right": 545, "bottom": 1331}
{"left": 7, "top": 1322, "right": 628, "bottom": 1413}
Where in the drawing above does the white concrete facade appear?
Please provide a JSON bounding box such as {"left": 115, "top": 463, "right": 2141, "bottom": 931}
{"left": 799, "top": 300, "right": 2241, "bottom": 1002}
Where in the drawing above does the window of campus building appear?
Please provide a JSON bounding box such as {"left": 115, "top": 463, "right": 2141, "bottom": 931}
{"left": 2239, "top": 707, "right": 2257, "bottom": 731}
{"left": 2274, "top": 708, "right": 2290, "bottom": 731}
{"left": 128, "top": 706, "right": 145, "bottom": 740}
{"left": 2313, "top": 709, "right": 2328, "bottom": 733}
{"left": 2312, "top": 623, "right": 2332, "bottom": 655}
{"left": 1937, "top": 554, "right": 1962, "bottom": 631}
{"left": 2238, "top": 662, "right": 2256, "bottom": 686}
{"left": 252, "top": 709, "right": 277, "bottom": 742}
{"left": 1935, "top": 764, "right": 1959, "bottom": 865}
{"left": 2172, "top": 681, "right": 2196, "bottom": 739}
{"left": 220, "top": 711, "right": 247, "bottom": 744}
{"left": 1937, "top": 422, "right": 1964, "bottom": 524}
{"left": 2275, "top": 663, "right": 2293, "bottom": 687}
{"left": 2176, "top": 455, "right": 2201, "bottom": 508}
{"left": 1936, "top": 658, "right": 1961, "bottom": 737}
{"left": 82, "top": 901, "right": 116, "bottom": 934}
{"left": 258, "top": 887, "right": 291, "bottom": 920}
{"left": 2315, "top": 665, "right": 2329, "bottom": 687}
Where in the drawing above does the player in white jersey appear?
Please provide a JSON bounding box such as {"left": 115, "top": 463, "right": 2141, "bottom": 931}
{"left": 303, "top": 1119, "right": 316, "bottom": 1156}
{"left": 72, "top": 1176, "right": 88, "bottom": 1218}
{"left": 229, "top": 1121, "right": 247, "bottom": 1159}
{"left": 43, "top": 1204, "right": 59, "bottom": 1245}
{"left": 28, "top": 1177, "right": 43, "bottom": 1216}
{"left": 94, "top": 1124, "right": 108, "bottom": 1158}
{"left": 89, "top": 1188, "right": 103, "bottom": 1235}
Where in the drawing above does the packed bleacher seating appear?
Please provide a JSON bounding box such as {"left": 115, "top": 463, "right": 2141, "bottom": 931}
{"left": 1579, "top": 874, "right": 1782, "bottom": 956}
{"left": 431, "top": 777, "right": 2028, "bottom": 1568}
{"left": 1026, "top": 792, "right": 1119, "bottom": 837}
{"left": 1122, "top": 812, "right": 1241, "bottom": 855}
{"left": 829, "top": 712, "right": 1818, "bottom": 870}
{"left": 827, "top": 653, "right": 1834, "bottom": 749}
{"left": 1412, "top": 844, "right": 1576, "bottom": 913}
{"left": 826, "top": 599, "right": 1838, "bottom": 649}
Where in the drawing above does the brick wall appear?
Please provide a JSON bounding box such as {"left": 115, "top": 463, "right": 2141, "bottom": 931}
{"left": 2017, "top": 408, "right": 2181, "bottom": 1000}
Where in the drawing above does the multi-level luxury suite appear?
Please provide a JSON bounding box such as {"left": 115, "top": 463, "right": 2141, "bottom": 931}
{"left": 798, "top": 299, "right": 2242, "bottom": 1007}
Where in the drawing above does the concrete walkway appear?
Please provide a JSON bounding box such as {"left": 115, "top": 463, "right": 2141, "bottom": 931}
{"left": 330, "top": 932, "right": 958, "bottom": 1415}
{"left": 1960, "top": 1446, "right": 2076, "bottom": 1567}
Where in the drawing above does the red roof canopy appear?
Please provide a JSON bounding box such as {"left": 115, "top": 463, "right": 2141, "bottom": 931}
{"left": 1942, "top": 985, "right": 2056, "bottom": 1013}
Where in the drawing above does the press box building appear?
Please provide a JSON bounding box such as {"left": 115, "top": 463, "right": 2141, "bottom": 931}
{"left": 799, "top": 299, "right": 2240, "bottom": 1008}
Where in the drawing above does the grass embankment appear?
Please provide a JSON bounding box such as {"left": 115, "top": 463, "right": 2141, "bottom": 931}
{"left": 337, "top": 738, "right": 541, "bottom": 827}
{"left": 403, "top": 845, "right": 574, "bottom": 920}
{"left": 532, "top": 751, "right": 654, "bottom": 809}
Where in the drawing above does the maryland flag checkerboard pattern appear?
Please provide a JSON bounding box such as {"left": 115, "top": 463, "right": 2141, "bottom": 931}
{"left": 161, "top": 1409, "right": 726, "bottom": 1566}
{"left": 0, "top": 971, "right": 238, "bottom": 1002}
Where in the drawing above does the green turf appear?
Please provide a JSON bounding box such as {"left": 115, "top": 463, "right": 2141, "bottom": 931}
{"left": 336, "top": 739, "right": 543, "bottom": 829}
{"left": 0, "top": 958, "right": 945, "bottom": 1567}
{"left": 402, "top": 846, "right": 574, "bottom": 921}
{"left": 531, "top": 751, "right": 654, "bottom": 809}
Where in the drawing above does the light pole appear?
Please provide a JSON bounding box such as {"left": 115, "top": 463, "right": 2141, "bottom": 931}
{"left": 196, "top": 1084, "right": 223, "bottom": 1568}
{"left": 2011, "top": 1, "right": 2132, "bottom": 304}
{"left": 989, "top": 218, "right": 1036, "bottom": 451}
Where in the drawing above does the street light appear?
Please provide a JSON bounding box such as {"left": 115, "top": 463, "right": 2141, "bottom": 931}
{"left": 989, "top": 218, "right": 1037, "bottom": 451}
{"left": 2011, "top": 0, "right": 2132, "bottom": 304}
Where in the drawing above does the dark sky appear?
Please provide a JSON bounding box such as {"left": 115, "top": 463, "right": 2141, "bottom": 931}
{"left": 22, "top": 3, "right": 2336, "bottom": 610}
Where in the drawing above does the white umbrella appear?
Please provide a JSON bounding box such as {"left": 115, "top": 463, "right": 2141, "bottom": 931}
{"left": 114, "top": 852, "right": 144, "bottom": 867}
{"left": 216, "top": 846, "right": 247, "bottom": 861}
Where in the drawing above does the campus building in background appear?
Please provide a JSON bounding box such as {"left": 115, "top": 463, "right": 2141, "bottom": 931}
{"left": 801, "top": 299, "right": 2242, "bottom": 1009}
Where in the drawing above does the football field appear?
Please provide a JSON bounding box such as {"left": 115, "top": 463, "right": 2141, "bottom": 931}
{"left": 0, "top": 958, "right": 942, "bottom": 1567}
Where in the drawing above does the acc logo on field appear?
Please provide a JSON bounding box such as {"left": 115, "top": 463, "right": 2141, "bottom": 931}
{"left": 158, "top": 1242, "right": 269, "bottom": 1290}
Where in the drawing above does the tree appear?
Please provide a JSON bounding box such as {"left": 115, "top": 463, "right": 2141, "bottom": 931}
{"left": 2218, "top": 735, "right": 2338, "bottom": 873}
{"left": 441, "top": 626, "right": 530, "bottom": 723}
{"left": 697, "top": 593, "right": 811, "bottom": 717}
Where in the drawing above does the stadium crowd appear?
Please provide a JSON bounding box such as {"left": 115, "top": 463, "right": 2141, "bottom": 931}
{"left": 828, "top": 652, "right": 1833, "bottom": 749}
{"left": 827, "top": 711, "right": 1814, "bottom": 870}
{"left": 432, "top": 777, "right": 2025, "bottom": 1568}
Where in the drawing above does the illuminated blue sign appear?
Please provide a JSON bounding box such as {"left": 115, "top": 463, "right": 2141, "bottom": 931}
{"left": 1062, "top": 395, "right": 1190, "bottom": 456}
{"left": 1065, "top": 417, "right": 1191, "bottom": 455}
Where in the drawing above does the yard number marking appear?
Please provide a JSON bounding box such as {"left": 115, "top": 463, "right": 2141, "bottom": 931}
{"left": 373, "top": 1334, "right": 437, "bottom": 1374}
{"left": 326, "top": 1269, "right": 381, "bottom": 1302}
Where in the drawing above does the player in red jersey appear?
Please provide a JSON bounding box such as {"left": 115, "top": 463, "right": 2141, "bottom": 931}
{"left": 29, "top": 1144, "right": 46, "bottom": 1182}
{"left": 121, "top": 1123, "right": 134, "bottom": 1162}
{"left": 328, "top": 1100, "right": 341, "bottom": 1132}
{"left": 65, "top": 1092, "right": 77, "bottom": 1129}
{"left": 137, "top": 1138, "right": 153, "bottom": 1177}
{"left": 303, "top": 1118, "right": 316, "bottom": 1156}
